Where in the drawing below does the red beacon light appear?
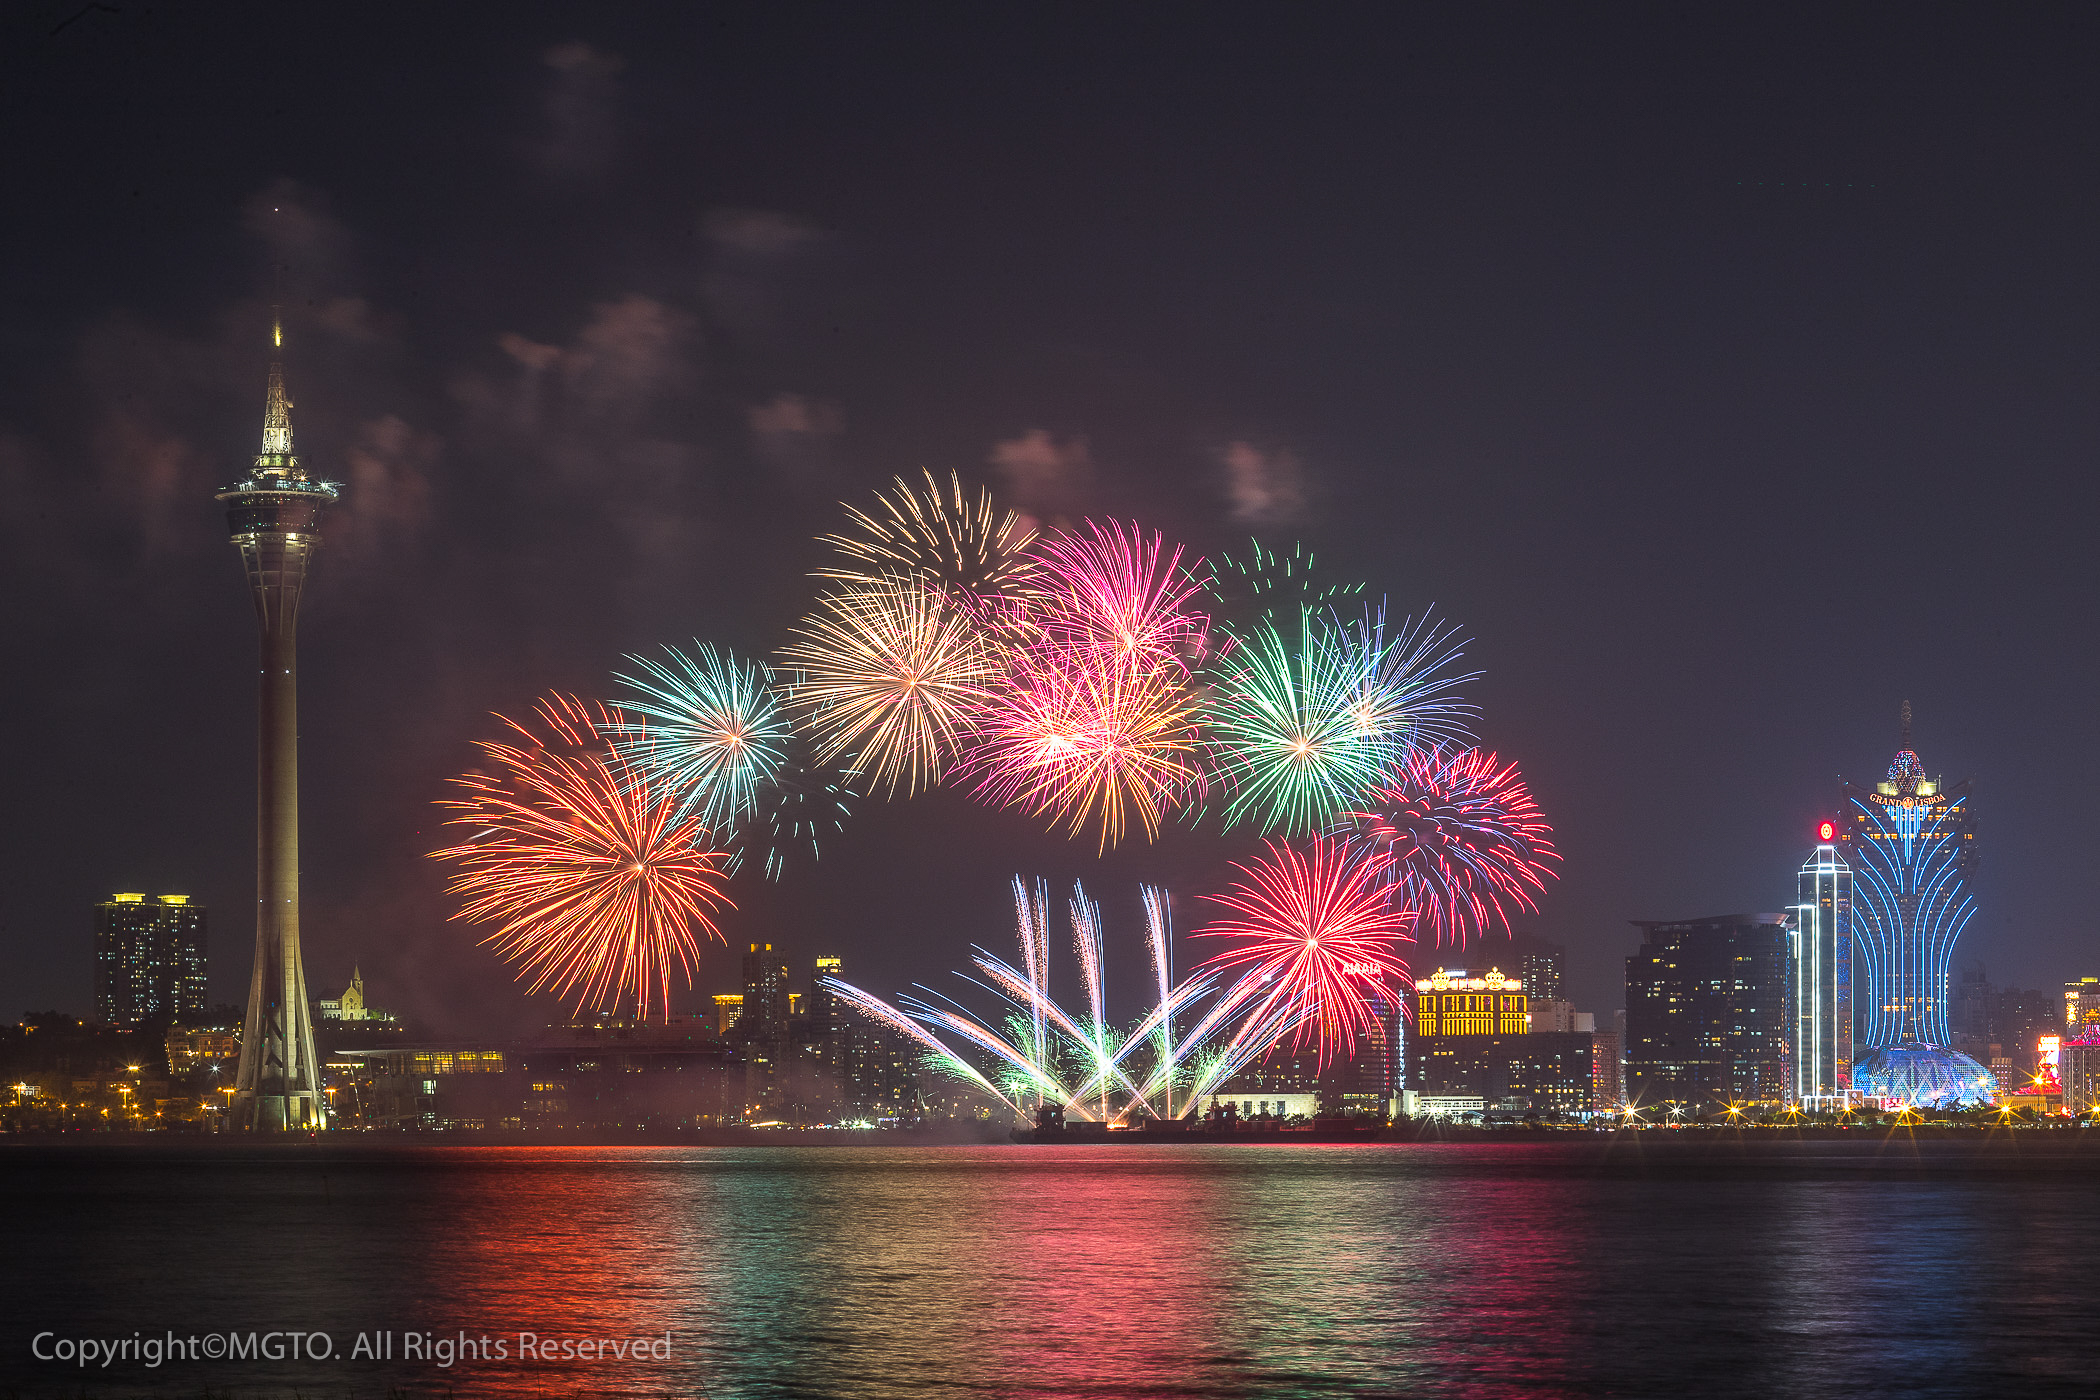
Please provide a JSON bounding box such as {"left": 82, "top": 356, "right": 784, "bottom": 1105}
{"left": 1817, "top": 820, "right": 1836, "bottom": 843}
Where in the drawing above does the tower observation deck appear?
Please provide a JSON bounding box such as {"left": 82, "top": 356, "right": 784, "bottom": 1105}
{"left": 216, "top": 314, "right": 339, "bottom": 1131}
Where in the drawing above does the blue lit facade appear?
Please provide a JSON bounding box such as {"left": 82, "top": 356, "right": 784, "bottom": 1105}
{"left": 1840, "top": 718, "right": 1975, "bottom": 1050}
{"left": 1789, "top": 836, "right": 1852, "bottom": 1108}
{"left": 1851, "top": 1043, "right": 1997, "bottom": 1108}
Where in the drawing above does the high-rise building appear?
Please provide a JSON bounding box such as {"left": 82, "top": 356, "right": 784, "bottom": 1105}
{"left": 1591, "top": 1025, "right": 1625, "bottom": 1113}
{"left": 2066, "top": 978, "right": 2100, "bottom": 1036}
{"left": 217, "top": 312, "right": 339, "bottom": 1132}
{"left": 1840, "top": 704, "right": 1976, "bottom": 1049}
{"left": 1624, "top": 915, "right": 1790, "bottom": 1114}
{"left": 92, "top": 893, "right": 207, "bottom": 1026}
{"left": 1517, "top": 939, "right": 1565, "bottom": 1005}
{"left": 2060, "top": 1014, "right": 2100, "bottom": 1116}
{"left": 1409, "top": 967, "right": 1592, "bottom": 1116}
{"left": 737, "top": 943, "right": 790, "bottom": 1040}
{"left": 1790, "top": 823, "right": 1854, "bottom": 1108}
{"left": 1840, "top": 706, "right": 1996, "bottom": 1107}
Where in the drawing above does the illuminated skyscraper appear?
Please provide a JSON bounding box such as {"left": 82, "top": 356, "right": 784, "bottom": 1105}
{"left": 93, "top": 893, "right": 207, "bottom": 1026}
{"left": 1840, "top": 704, "right": 1976, "bottom": 1049}
{"left": 1790, "top": 823, "right": 1853, "bottom": 1108}
{"left": 2067, "top": 978, "right": 2100, "bottom": 1036}
{"left": 217, "top": 313, "right": 339, "bottom": 1132}
{"left": 1624, "top": 916, "right": 1791, "bottom": 1112}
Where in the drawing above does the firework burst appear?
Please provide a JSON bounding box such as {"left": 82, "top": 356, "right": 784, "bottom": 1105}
{"left": 1031, "top": 520, "right": 1211, "bottom": 672}
{"left": 1193, "top": 836, "right": 1413, "bottom": 1066}
{"left": 818, "top": 468, "right": 1038, "bottom": 619}
{"left": 1203, "top": 609, "right": 1401, "bottom": 835}
{"left": 433, "top": 693, "right": 733, "bottom": 1021}
{"left": 960, "top": 646, "right": 1205, "bottom": 850}
{"left": 611, "top": 642, "right": 789, "bottom": 835}
{"left": 779, "top": 577, "right": 999, "bottom": 795}
{"left": 1343, "top": 744, "right": 1557, "bottom": 947}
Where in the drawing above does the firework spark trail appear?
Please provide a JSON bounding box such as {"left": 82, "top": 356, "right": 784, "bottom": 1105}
{"left": 1343, "top": 744, "right": 1558, "bottom": 947}
{"left": 1142, "top": 884, "right": 1176, "bottom": 1119}
{"left": 433, "top": 693, "right": 732, "bottom": 1022}
{"left": 742, "top": 738, "right": 857, "bottom": 881}
{"left": 818, "top": 978, "right": 1018, "bottom": 1110}
{"left": 963, "top": 944, "right": 1161, "bottom": 1116}
{"left": 612, "top": 642, "right": 790, "bottom": 836}
{"left": 1069, "top": 883, "right": 1114, "bottom": 1120}
{"left": 780, "top": 576, "right": 998, "bottom": 795}
{"left": 1193, "top": 836, "right": 1414, "bottom": 1067}
{"left": 1340, "top": 606, "right": 1479, "bottom": 758}
{"left": 1013, "top": 876, "right": 1052, "bottom": 1102}
{"left": 818, "top": 468, "right": 1039, "bottom": 620}
{"left": 1182, "top": 1000, "right": 1314, "bottom": 1102}
{"left": 824, "top": 879, "right": 1305, "bottom": 1122}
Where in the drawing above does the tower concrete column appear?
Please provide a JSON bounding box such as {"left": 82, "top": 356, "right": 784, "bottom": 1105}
{"left": 219, "top": 314, "right": 338, "bottom": 1132}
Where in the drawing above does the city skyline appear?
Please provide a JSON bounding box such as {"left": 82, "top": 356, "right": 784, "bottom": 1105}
{"left": 3, "top": 9, "right": 2096, "bottom": 1031}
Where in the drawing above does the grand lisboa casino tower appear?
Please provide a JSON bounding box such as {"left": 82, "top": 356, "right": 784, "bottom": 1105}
{"left": 1839, "top": 704, "right": 1996, "bottom": 1108}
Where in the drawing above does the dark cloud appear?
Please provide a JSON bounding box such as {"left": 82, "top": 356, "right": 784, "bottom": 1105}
{"left": 1219, "top": 441, "right": 1309, "bottom": 526}
{"left": 537, "top": 41, "right": 625, "bottom": 177}
{"left": 748, "top": 392, "right": 846, "bottom": 492}
{"left": 988, "top": 429, "right": 1094, "bottom": 521}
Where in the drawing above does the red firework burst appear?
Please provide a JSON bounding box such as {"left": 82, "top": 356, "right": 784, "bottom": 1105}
{"left": 1194, "top": 836, "right": 1414, "bottom": 1065}
{"left": 432, "top": 693, "right": 733, "bottom": 1021}
{"left": 1343, "top": 744, "right": 1557, "bottom": 947}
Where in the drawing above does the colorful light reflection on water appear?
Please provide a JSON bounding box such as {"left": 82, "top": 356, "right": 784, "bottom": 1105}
{"left": 4, "top": 1141, "right": 2098, "bottom": 1398}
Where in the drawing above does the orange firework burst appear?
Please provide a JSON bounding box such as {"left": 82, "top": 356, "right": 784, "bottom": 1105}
{"left": 433, "top": 693, "right": 732, "bottom": 1021}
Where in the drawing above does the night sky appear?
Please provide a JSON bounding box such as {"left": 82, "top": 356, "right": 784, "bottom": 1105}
{"left": 4, "top": 5, "right": 2096, "bottom": 1031}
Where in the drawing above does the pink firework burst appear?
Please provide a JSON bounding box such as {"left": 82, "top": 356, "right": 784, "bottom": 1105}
{"left": 1193, "top": 836, "right": 1414, "bottom": 1066}
{"left": 960, "top": 646, "right": 1205, "bottom": 850}
{"left": 1031, "top": 520, "right": 1211, "bottom": 673}
{"left": 1343, "top": 744, "right": 1558, "bottom": 948}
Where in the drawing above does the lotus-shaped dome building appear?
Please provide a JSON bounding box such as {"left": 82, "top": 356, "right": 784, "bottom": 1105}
{"left": 1852, "top": 1042, "right": 1998, "bottom": 1108}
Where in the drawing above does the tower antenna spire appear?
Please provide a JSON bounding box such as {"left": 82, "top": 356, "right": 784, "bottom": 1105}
{"left": 259, "top": 283, "right": 294, "bottom": 467}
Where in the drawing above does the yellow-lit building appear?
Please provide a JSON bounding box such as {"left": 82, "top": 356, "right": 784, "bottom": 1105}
{"left": 1413, "top": 968, "right": 1528, "bottom": 1036}
{"left": 713, "top": 994, "right": 744, "bottom": 1036}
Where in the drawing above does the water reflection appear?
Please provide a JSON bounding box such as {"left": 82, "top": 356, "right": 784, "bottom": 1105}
{"left": 3, "top": 1141, "right": 2097, "bottom": 1399}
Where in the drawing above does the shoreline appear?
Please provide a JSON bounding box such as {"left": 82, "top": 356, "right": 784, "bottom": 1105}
{"left": 2, "top": 1122, "right": 2096, "bottom": 1149}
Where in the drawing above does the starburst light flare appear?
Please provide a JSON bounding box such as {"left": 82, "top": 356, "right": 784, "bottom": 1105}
{"left": 1343, "top": 745, "right": 1558, "bottom": 947}
{"left": 612, "top": 642, "right": 790, "bottom": 836}
{"left": 433, "top": 693, "right": 732, "bottom": 1022}
{"left": 1193, "top": 836, "right": 1413, "bottom": 1066}
{"left": 779, "top": 577, "right": 998, "bottom": 796}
